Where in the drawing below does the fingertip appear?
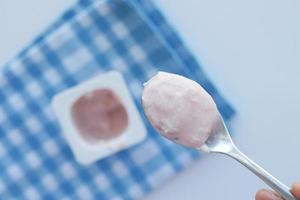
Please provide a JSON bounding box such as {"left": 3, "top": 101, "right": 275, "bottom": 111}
{"left": 255, "top": 189, "right": 282, "bottom": 200}
{"left": 256, "top": 189, "right": 273, "bottom": 200}
{"left": 291, "top": 182, "right": 300, "bottom": 198}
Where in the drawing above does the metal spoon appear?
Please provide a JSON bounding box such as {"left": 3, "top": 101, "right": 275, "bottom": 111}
{"left": 198, "top": 115, "right": 296, "bottom": 200}
{"left": 142, "top": 71, "right": 295, "bottom": 199}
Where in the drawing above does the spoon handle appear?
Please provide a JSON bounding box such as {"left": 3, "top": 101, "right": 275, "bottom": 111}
{"left": 226, "top": 147, "right": 296, "bottom": 200}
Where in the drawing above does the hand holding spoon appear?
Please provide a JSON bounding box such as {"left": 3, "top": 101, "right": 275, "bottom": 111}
{"left": 142, "top": 72, "right": 296, "bottom": 200}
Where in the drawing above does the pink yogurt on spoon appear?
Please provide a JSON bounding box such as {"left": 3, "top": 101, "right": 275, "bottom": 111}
{"left": 142, "top": 72, "right": 219, "bottom": 148}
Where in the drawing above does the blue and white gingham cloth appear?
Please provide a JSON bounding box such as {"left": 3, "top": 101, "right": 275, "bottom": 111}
{"left": 0, "top": 0, "right": 235, "bottom": 199}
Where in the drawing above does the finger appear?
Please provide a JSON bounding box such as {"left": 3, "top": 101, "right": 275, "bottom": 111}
{"left": 255, "top": 189, "right": 283, "bottom": 200}
{"left": 291, "top": 182, "right": 300, "bottom": 199}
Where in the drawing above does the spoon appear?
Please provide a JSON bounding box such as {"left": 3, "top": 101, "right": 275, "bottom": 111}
{"left": 142, "top": 72, "right": 296, "bottom": 200}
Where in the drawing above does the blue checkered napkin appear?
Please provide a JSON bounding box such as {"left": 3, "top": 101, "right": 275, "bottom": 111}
{"left": 0, "top": 0, "right": 235, "bottom": 199}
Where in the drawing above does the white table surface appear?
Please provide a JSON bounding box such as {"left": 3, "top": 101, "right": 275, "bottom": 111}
{"left": 1, "top": 0, "right": 299, "bottom": 200}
